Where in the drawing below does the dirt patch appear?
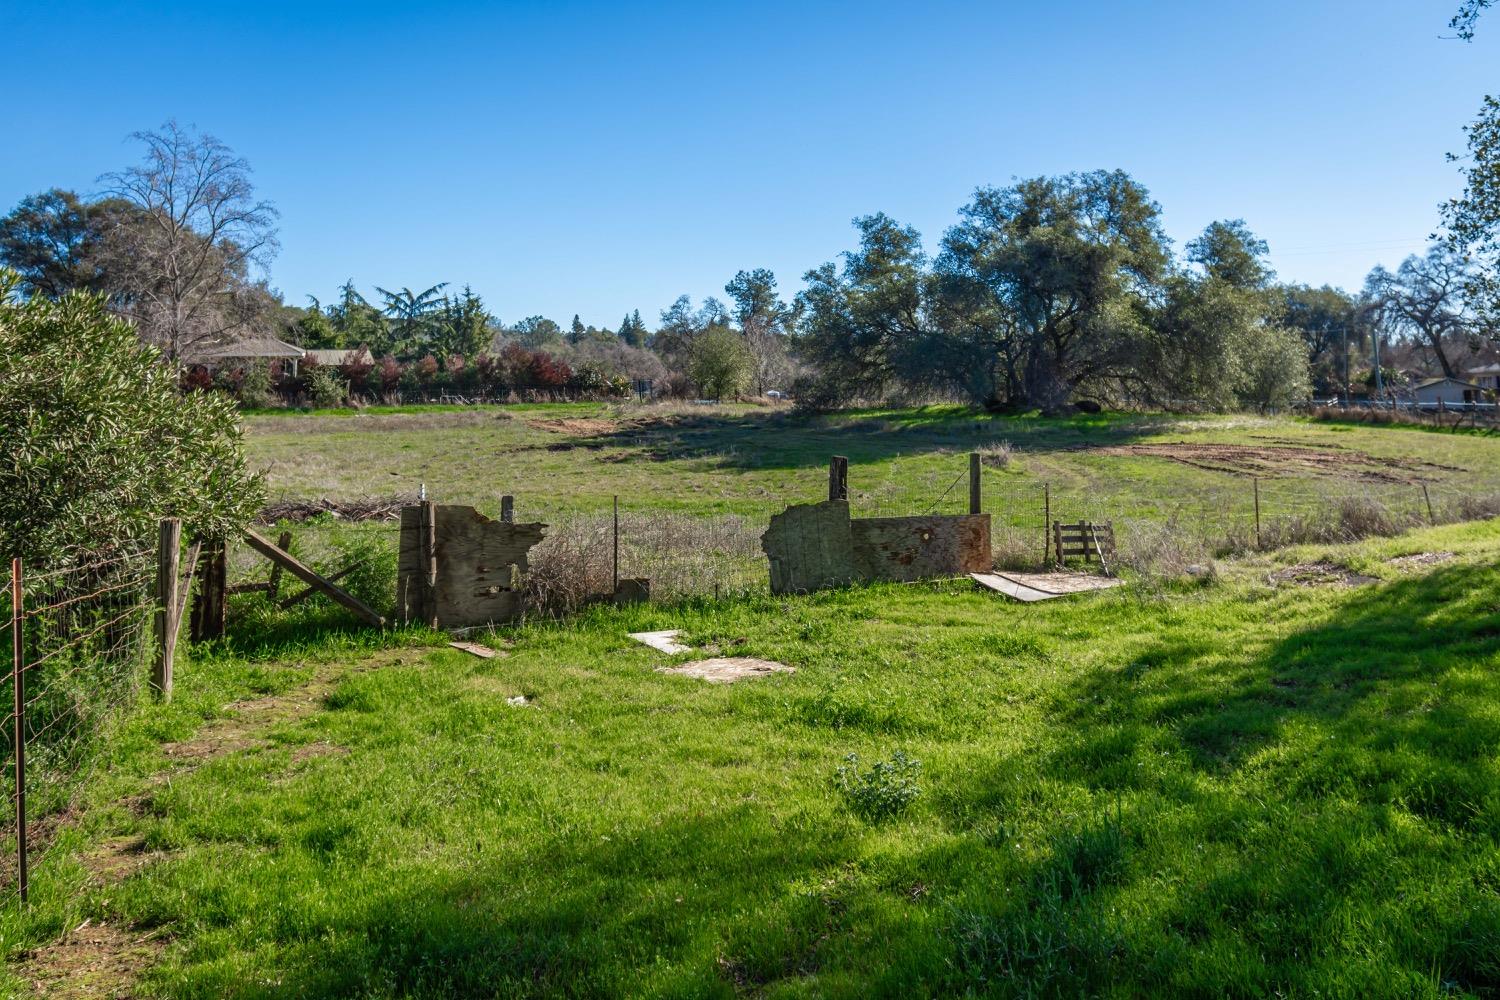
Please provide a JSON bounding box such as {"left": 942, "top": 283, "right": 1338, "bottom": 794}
{"left": 1082, "top": 441, "right": 1463, "bottom": 483}
{"left": 660, "top": 657, "right": 794, "bottom": 684}
{"left": 14, "top": 920, "right": 165, "bottom": 1000}
{"left": 289, "top": 741, "right": 350, "bottom": 764}
{"left": 525, "top": 417, "right": 619, "bottom": 436}
{"left": 1267, "top": 561, "right": 1379, "bottom": 587}
{"left": 161, "top": 648, "right": 419, "bottom": 765}
{"left": 19, "top": 647, "right": 420, "bottom": 997}
{"left": 80, "top": 836, "right": 173, "bottom": 884}
{"left": 1386, "top": 551, "right": 1455, "bottom": 569}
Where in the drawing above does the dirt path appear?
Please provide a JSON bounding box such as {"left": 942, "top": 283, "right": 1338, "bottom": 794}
{"left": 11, "top": 647, "right": 418, "bottom": 999}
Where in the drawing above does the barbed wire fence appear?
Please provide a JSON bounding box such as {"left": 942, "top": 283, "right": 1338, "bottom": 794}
{"left": 3, "top": 545, "right": 158, "bottom": 903}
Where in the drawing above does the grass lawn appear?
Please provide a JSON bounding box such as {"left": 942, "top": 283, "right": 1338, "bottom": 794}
{"left": 243, "top": 401, "right": 1500, "bottom": 530}
{"left": 4, "top": 518, "right": 1499, "bottom": 997}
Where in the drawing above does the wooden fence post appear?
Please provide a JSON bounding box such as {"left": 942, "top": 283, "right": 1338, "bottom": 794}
{"left": 1253, "top": 478, "right": 1262, "bottom": 549}
{"left": 1421, "top": 482, "right": 1435, "bottom": 525}
{"left": 829, "top": 456, "right": 848, "bottom": 503}
{"left": 11, "top": 558, "right": 27, "bottom": 903}
{"left": 152, "top": 518, "right": 181, "bottom": 700}
{"left": 612, "top": 495, "right": 620, "bottom": 593}
{"left": 189, "top": 539, "right": 227, "bottom": 642}
{"left": 266, "top": 530, "right": 292, "bottom": 600}
{"left": 969, "top": 452, "right": 982, "bottom": 515}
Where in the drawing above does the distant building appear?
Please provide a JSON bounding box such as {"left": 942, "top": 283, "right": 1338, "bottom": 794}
{"left": 1412, "top": 376, "right": 1486, "bottom": 407}
{"left": 303, "top": 346, "right": 374, "bottom": 368}
{"left": 1465, "top": 363, "right": 1500, "bottom": 392}
{"left": 187, "top": 335, "right": 307, "bottom": 374}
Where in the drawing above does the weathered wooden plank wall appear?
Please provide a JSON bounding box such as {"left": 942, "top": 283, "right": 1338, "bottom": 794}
{"left": 761, "top": 501, "right": 857, "bottom": 595}
{"left": 762, "top": 501, "right": 990, "bottom": 595}
{"left": 398, "top": 504, "right": 547, "bottom": 627}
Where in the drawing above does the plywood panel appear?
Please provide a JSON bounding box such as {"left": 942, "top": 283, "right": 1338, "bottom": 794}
{"left": 431, "top": 505, "right": 546, "bottom": 627}
{"left": 849, "top": 515, "right": 991, "bottom": 583}
{"left": 762, "top": 501, "right": 856, "bottom": 595}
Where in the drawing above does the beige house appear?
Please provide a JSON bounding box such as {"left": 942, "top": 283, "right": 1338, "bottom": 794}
{"left": 303, "top": 346, "right": 374, "bottom": 368}
{"left": 188, "top": 335, "right": 307, "bottom": 374}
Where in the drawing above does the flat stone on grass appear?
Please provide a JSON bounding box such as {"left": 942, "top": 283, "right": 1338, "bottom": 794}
{"left": 660, "top": 657, "right": 793, "bottom": 684}
{"left": 629, "top": 629, "right": 692, "bottom": 654}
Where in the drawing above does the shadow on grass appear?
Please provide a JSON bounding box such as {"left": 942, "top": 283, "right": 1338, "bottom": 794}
{"left": 207, "top": 597, "right": 424, "bottom": 663}
{"left": 585, "top": 406, "right": 1195, "bottom": 474}
{"left": 210, "top": 806, "right": 860, "bottom": 998}
{"left": 1066, "top": 563, "right": 1500, "bottom": 795}
{"left": 956, "top": 562, "right": 1500, "bottom": 994}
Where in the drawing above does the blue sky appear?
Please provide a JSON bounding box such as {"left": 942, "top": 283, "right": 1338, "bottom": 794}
{"left": 2, "top": 1, "right": 1495, "bottom": 328}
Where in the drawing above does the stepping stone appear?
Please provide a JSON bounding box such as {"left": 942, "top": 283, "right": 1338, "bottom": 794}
{"left": 659, "top": 657, "right": 793, "bottom": 684}
{"left": 629, "top": 629, "right": 691, "bottom": 654}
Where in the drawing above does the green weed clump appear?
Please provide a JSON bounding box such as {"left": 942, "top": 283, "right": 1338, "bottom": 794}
{"left": 834, "top": 749, "right": 922, "bottom": 821}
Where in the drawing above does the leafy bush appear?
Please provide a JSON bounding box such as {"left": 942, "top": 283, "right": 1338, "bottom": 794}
{"left": 305, "top": 365, "right": 347, "bottom": 408}
{"left": 330, "top": 530, "right": 398, "bottom": 613}
{"left": 0, "top": 270, "right": 263, "bottom": 563}
{"left": 834, "top": 750, "right": 921, "bottom": 821}
{"left": 239, "top": 360, "right": 275, "bottom": 409}
{"left": 689, "top": 327, "right": 752, "bottom": 400}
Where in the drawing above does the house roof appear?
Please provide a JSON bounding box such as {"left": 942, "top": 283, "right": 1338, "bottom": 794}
{"left": 189, "top": 335, "right": 306, "bottom": 361}
{"left": 303, "top": 347, "right": 373, "bottom": 366}
{"left": 1466, "top": 363, "right": 1500, "bottom": 375}
{"left": 1413, "top": 376, "right": 1484, "bottom": 391}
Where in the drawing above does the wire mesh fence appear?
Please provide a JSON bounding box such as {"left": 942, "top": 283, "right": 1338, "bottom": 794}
{"left": 2, "top": 547, "right": 157, "bottom": 902}
{"left": 238, "top": 451, "right": 1500, "bottom": 622}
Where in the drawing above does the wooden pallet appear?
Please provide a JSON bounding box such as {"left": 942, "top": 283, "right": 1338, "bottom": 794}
{"left": 1052, "top": 520, "right": 1115, "bottom": 572}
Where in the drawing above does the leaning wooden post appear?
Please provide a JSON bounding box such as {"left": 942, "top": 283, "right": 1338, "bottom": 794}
{"left": 612, "top": 495, "right": 620, "bottom": 593}
{"left": 969, "top": 452, "right": 982, "bottom": 515}
{"left": 266, "top": 530, "right": 292, "bottom": 600}
{"left": 1421, "top": 482, "right": 1435, "bottom": 525}
{"left": 829, "top": 456, "right": 848, "bottom": 503}
{"left": 500, "top": 495, "right": 514, "bottom": 523}
{"left": 152, "top": 518, "right": 182, "bottom": 701}
{"left": 11, "top": 558, "right": 28, "bottom": 903}
{"left": 1253, "top": 478, "right": 1262, "bottom": 549}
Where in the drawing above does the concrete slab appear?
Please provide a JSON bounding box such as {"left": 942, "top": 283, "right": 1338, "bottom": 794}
{"left": 629, "top": 629, "right": 692, "bottom": 654}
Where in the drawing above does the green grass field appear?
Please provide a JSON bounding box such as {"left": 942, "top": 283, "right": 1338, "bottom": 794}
{"left": 4, "top": 404, "right": 1500, "bottom": 997}
{"left": 4, "top": 519, "right": 1499, "bottom": 997}
{"left": 245, "top": 401, "right": 1500, "bottom": 527}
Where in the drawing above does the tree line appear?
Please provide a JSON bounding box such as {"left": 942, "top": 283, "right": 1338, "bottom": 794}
{"left": 3, "top": 118, "right": 1497, "bottom": 411}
